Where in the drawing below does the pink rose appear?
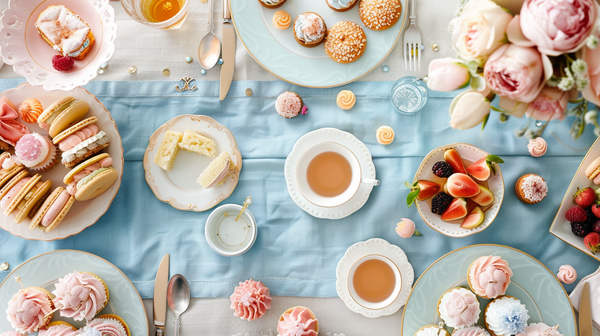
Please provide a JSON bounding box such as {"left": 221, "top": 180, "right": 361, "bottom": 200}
{"left": 446, "top": 292, "right": 479, "bottom": 327}
{"left": 525, "top": 86, "right": 568, "bottom": 121}
{"left": 427, "top": 58, "right": 470, "bottom": 92}
{"left": 582, "top": 41, "right": 600, "bottom": 106}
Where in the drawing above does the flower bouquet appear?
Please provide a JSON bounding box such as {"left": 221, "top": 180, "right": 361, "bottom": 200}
{"left": 428, "top": 0, "right": 600, "bottom": 139}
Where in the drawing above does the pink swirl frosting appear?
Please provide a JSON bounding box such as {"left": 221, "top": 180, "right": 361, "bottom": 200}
{"left": 39, "top": 324, "right": 78, "bottom": 336}
{"left": 516, "top": 323, "right": 562, "bottom": 336}
{"left": 52, "top": 271, "right": 108, "bottom": 321}
{"left": 276, "top": 92, "right": 302, "bottom": 118}
{"left": 443, "top": 290, "right": 479, "bottom": 327}
{"left": 527, "top": 137, "right": 547, "bottom": 157}
{"left": 6, "top": 288, "right": 53, "bottom": 333}
{"left": 230, "top": 279, "right": 271, "bottom": 321}
{"left": 83, "top": 318, "right": 127, "bottom": 336}
{"left": 469, "top": 256, "right": 513, "bottom": 298}
{"left": 557, "top": 265, "right": 577, "bottom": 284}
{"left": 452, "top": 326, "right": 491, "bottom": 336}
{"left": 277, "top": 307, "right": 318, "bottom": 336}
{"left": 58, "top": 125, "right": 99, "bottom": 151}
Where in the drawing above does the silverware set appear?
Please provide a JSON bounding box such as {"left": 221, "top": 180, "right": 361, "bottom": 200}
{"left": 402, "top": 0, "right": 422, "bottom": 72}
{"left": 154, "top": 254, "right": 191, "bottom": 336}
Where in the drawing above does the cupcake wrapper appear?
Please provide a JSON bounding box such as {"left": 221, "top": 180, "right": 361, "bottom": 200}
{"left": 32, "top": 143, "right": 59, "bottom": 173}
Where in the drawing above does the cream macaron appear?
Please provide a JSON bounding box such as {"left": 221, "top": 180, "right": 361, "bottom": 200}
{"left": 38, "top": 97, "right": 90, "bottom": 138}
{"left": 585, "top": 157, "right": 600, "bottom": 185}
{"left": 64, "top": 153, "right": 118, "bottom": 201}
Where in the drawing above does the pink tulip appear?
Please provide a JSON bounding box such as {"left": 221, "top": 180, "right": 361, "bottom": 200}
{"left": 427, "top": 58, "right": 470, "bottom": 92}
{"left": 525, "top": 86, "right": 569, "bottom": 121}
{"left": 582, "top": 41, "right": 600, "bottom": 106}
{"left": 449, "top": 91, "right": 491, "bottom": 130}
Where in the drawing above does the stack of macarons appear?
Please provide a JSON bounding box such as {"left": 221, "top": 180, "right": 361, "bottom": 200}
{"left": 585, "top": 156, "right": 600, "bottom": 185}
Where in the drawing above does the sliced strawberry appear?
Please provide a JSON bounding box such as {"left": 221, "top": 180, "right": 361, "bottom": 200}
{"left": 443, "top": 149, "right": 467, "bottom": 174}
{"left": 406, "top": 180, "right": 441, "bottom": 207}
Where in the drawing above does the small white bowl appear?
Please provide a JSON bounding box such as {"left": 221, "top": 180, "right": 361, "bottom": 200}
{"left": 205, "top": 204, "right": 257, "bottom": 257}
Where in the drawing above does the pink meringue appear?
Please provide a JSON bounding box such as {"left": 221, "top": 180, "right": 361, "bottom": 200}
{"left": 277, "top": 307, "right": 318, "bottom": 336}
{"left": 230, "top": 279, "right": 271, "bottom": 321}
{"left": 557, "top": 265, "right": 577, "bottom": 284}
{"left": 6, "top": 287, "right": 54, "bottom": 333}
{"left": 468, "top": 256, "right": 513, "bottom": 299}
{"left": 527, "top": 137, "right": 547, "bottom": 157}
{"left": 52, "top": 271, "right": 108, "bottom": 321}
{"left": 39, "top": 324, "right": 78, "bottom": 336}
{"left": 516, "top": 323, "right": 562, "bottom": 336}
{"left": 275, "top": 92, "right": 302, "bottom": 118}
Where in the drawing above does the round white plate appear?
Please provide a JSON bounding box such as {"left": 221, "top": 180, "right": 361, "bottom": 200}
{"left": 413, "top": 143, "right": 504, "bottom": 237}
{"left": 336, "top": 238, "right": 414, "bottom": 318}
{"left": 284, "top": 128, "right": 376, "bottom": 219}
{"left": 0, "top": 82, "right": 123, "bottom": 241}
{"left": 0, "top": 0, "right": 117, "bottom": 91}
{"left": 231, "top": 0, "right": 407, "bottom": 88}
{"left": 0, "top": 250, "right": 148, "bottom": 336}
{"left": 143, "top": 115, "right": 242, "bottom": 212}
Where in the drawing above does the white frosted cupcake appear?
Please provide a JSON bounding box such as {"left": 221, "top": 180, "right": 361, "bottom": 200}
{"left": 438, "top": 288, "right": 480, "bottom": 329}
{"left": 452, "top": 326, "right": 491, "bottom": 336}
{"left": 414, "top": 325, "right": 450, "bottom": 336}
{"left": 516, "top": 323, "right": 562, "bottom": 336}
{"left": 485, "top": 296, "right": 529, "bottom": 336}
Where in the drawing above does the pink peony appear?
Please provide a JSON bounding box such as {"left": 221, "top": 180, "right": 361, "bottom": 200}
{"left": 525, "top": 86, "right": 568, "bottom": 121}
{"left": 582, "top": 41, "right": 600, "bottom": 106}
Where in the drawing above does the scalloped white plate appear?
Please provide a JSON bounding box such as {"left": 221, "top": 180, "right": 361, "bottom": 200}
{"left": 336, "top": 238, "right": 414, "bottom": 318}
{"left": 0, "top": 0, "right": 117, "bottom": 91}
{"left": 284, "top": 128, "right": 377, "bottom": 219}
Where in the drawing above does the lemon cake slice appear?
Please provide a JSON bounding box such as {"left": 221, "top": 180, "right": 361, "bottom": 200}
{"left": 178, "top": 130, "right": 216, "bottom": 158}
{"left": 197, "top": 152, "right": 237, "bottom": 188}
{"left": 153, "top": 130, "right": 183, "bottom": 171}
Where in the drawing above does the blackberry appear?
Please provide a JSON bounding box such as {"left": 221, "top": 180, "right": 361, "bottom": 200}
{"left": 432, "top": 161, "right": 454, "bottom": 178}
{"left": 571, "top": 221, "right": 592, "bottom": 237}
{"left": 431, "top": 192, "right": 453, "bottom": 215}
{"left": 585, "top": 208, "right": 596, "bottom": 225}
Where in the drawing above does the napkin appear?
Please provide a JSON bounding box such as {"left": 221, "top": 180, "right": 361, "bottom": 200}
{"left": 569, "top": 266, "right": 600, "bottom": 329}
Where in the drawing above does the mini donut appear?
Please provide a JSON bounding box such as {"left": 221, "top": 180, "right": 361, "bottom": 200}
{"left": 273, "top": 10, "right": 291, "bottom": 30}
{"left": 18, "top": 99, "right": 43, "bottom": 123}
{"left": 337, "top": 90, "right": 356, "bottom": 110}
{"left": 359, "top": 0, "right": 402, "bottom": 31}
{"left": 324, "top": 21, "right": 367, "bottom": 63}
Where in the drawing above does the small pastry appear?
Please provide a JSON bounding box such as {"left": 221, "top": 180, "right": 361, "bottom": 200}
{"left": 277, "top": 306, "right": 318, "bottom": 336}
{"left": 18, "top": 99, "right": 43, "bottom": 123}
{"left": 516, "top": 323, "right": 562, "bottom": 336}
{"left": 376, "top": 126, "right": 395, "bottom": 145}
{"left": 53, "top": 117, "right": 110, "bottom": 168}
{"left": 30, "top": 187, "right": 75, "bottom": 232}
{"left": 35, "top": 5, "right": 95, "bottom": 60}
{"left": 337, "top": 90, "right": 356, "bottom": 110}
{"left": 64, "top": 153, "right": 118, "bottom": 201}
{"left": 273, "top": 10, "right": 291, "bottom": 30}
{"left": 437, "top": 287, "right": 480, "bottom": 329}
{"left": 452, "top": 326, "right": 491, "bottom": 336}
{"left": 467, "top": 256, "right": 512, "bottom": 299}
{"left": 197, "top": 152, "right": 237, "bottom": 189}
{"left": 6, "top": 287, "right": 55, "bottom": 333}
{"left": 38, "top": 97, "right": 89, "bottom": 138}
{"left": 0, "top": 173, "right": 50, "bottom": 221}
{"left": 556, "top": 265, "right": 576, "bottom": 284}
{"left": 230, "top": 279, "right": 272, "bottom": 321}
{"left": 0, "top": 98, "right": 30, "bottom": 147}
{"left": 293, "top": 12, "right": 327, "bottom": 48}
{"left": 514, "top": 174, "right": 547, "bottom": 204}
{"left": 82, "top": 315, "right": 130, "bottom": 336}
{"left": 396, "top": 218, "right": 419, "bottom": 238}
{"left": 52, "top": 271, "right": 109, "bottom": 321}
{"left": 178, "top": 129, "right": 216, "bottom": 158}
{"left": 324, "top": 21, "right": 367, "bottom": 63}
{"left": 276, "top": 91, "right": 304, "bottom": 118}
{"left": 39, "top": 321, "right": 78, "bottom": 336}
{"left": 326, "top": 0, "right": 359, "bottom": 12}
{"left": 14, "top": 133, "right": 59, "bottom": 172}
{"left": 154, "top": 130, "right": 183, "bottom": 171}
{"left": 258, "top": 0, "right": 286, "bottom": 9}
{"left": 586, "top": 156, "right": 600, "bottom": 185}
{"left": 359, "top": 0, "right": 402, "bottom": 31}
{"left": 484, "top": 296, "right": 529, "bottom": 336}
{"left": 414, "top": 325, "right": 451, "bottom": 336}
{"left": 0, "top": 153, "right": 25, "bottom": 189}
{"left": 527, "top": 137, "right": 546, "bottom": 157}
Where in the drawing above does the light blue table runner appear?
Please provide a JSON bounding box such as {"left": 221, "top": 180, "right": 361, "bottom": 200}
{"left": 0, "top": 78, "right": 597, "bottom": 299}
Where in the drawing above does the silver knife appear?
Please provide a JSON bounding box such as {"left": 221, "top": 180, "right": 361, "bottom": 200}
{"left": 153, "top": 254, "right": 170, "bottom": 336}
{"left": 580, "top": 282, "right": 593, "bottom": 336}
{"left": 220, "top": 0, "right": 235, "bottom": 100}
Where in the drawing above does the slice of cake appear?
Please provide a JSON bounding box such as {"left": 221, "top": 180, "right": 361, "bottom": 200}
{"left": 197, "top": 152, "right": 237, "bottom": 188}
{"left": 178, "top": 130, "right": 216, "bottom": 158}
{"left": 153, "top": 130, "right": 183, "bottom": 171}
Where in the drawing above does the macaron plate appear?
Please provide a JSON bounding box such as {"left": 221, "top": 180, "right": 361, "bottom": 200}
{"left": 0, "top": 82, "right": 123, "bottom": 241}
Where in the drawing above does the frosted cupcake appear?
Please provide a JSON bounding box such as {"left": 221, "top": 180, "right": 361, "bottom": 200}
{"left": 414, "top": 325, "right": 450, "bottom": 336}
{"left": 258, "top": 0, "right": 286, "bottom": 9}
{"left": 39, "top": 321, "right": 78, "bottom": 336}
{"left": 438, "top": 288, "right": 480, "bottom": 329}
{"left": 326, "top": 0, "right": 358, "bottom": 12}
{"left": 230, "top": 279, "right": 272, "bottom": 321}
{"left": 81, "top": 315, "right": 130, "bottom": 336}
{"left": 516, "top": 323, "right": 562, "bottom": 336}
{"left": 52, "top": 271, "right": 109, "bottom": 321}
{"left": 468, "top": 256, "right": 513, "bottom": 299}
{"left": 6, "top": 287, "right": 55, "bottom": 333}
{"left": 485, "top": 296, "right": 529, "bottom": 336}
{"left": 293, "top": 13, "right": 327, "bottom": 48}
{"left": 452, "top": 326, "right": 491, "bottom": 336}
{"left": 277, "top": 306, "right": 318, "bottom": 336}
{"left": 14, "top": 133, "right": 58, "bottom": 172}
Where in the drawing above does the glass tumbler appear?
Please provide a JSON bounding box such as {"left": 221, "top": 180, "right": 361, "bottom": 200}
{"left": 121, "top": 0, "right": 190, "bottom": 30}
{"left": 390, "top": 76, "right": 429, "bottom": 115}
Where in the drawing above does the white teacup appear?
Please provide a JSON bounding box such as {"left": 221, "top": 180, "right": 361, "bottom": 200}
{"left": 348, "top": 255, "right": 402, "bottom": 310}
{"left": 296, "top": 142, "right": 379, "bottom": 208}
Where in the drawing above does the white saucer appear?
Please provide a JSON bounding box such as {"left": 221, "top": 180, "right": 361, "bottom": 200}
{"left": 284, "top": 128, "right": 377, "bottom": 219}
{"left": 336, "top": 238, "right": 414, "bottom": 318}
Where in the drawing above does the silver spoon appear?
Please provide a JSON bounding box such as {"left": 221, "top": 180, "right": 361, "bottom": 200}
{"left": 198, "top": 0, "right": 221, "bottom": 70}
{"left": 167, "top": 274, "right": 190, "bottom": 336}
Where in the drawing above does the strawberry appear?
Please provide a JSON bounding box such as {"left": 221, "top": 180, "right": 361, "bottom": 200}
{"left": 593, "top": 203, "right": 600, "bottom": 219}
{"left": 584, "top": 232, "right": 600, "bottom": 255}
{"left": 405, "top": 180, "right": 441, "bottom": 207}
{"left": 574, "top": 187, "right": 596, "bottom": 208}
{"left": 565, "top": 206, "right": 588, "bottom": 222}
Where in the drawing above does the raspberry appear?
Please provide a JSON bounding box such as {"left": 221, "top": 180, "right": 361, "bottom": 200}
{"left": 52, "top": 55, "right": 74, "bottom": 72}
{"left": 565, "top": 206, "right": 587, "bottom": 222}
{"left": 432, "top": 161, "right": 453, "bottom": 178}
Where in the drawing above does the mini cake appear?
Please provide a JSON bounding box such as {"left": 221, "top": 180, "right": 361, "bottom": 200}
{"left": 527, "top": 138, "right": 546, "bottom": 157}
{"left": 82, "top": 315, "right": 130, "bottom": 336}
{"left": 468, "top": 256, "right": 512, "bottom": 299}
{"left": 516, "top": 323, "right": 562, "bottom": 336}
{"left": 273, "top": 10, "right": 291, "bottom": 30}
{"left": 0, "top": 98, "right": 30, "bottom": 147}
{"left": 585, "top": 156, "right": 600, "bottom": 185}
{"left": 39, "top": 321, "right": 78, "bottom": 336}
{"left": 337, "top": 90, "right": 356, "bottom": 110}
{"left": 437, "top": 287, "right": 480, "bottom": 329}
{"left": 35, "top": 5, "right": 95, "bottom": 60}
{"left": 0, "top": 153, "right": 25, "bottom": 189}
{"left": 515, "top": 174, "right": 547, "bottom": 204}
{"left": 64, "top": 153, "right": 118, "bottom": 201}
{"left": 485, "top": 296, "right": 529, "bottom": 336}
{"left": 0, "top": 173, "right": 51, "bottom": 222}
{"left": 556, "top": 265, "right": 577, "bottom": 284}
{"left": 197, "top": 152, "right": 237, "bottom": 189}
{"left": 359, "top": 0, "right": 402, "bottom": 31}
{"left": 7, "top": 287, "right": 55, "bottom": 333}
{"left": 52, "top": 271, "right": 109, "bottom": 321}
{"left": 53, "top": 117, "right": 110, "bottom": 168}
{"left": 178, "top": 130, "right": 216, "bottom": 158}
{"left": 376, "top": 126, "right": 394, "bottom": 145}
{"left": 154, "top": 130, "right": 183, "bottom": 171}
{"left": 324, "top": 21, "right": 367, "bottom": 63}
{"left": 326, "top": 0, "right": 359, "bottom": 12}
{"left": 30, "top": 187, "right": 75, "bottom": 232}
{"left": 276, "top": 92, "right": 303, "bottom": 118}
{"left": 293, "top": 13, "right": 327, "bottom": 48}
{"left": 414, "top": 325, "right": 451, "bottom": 336}
{"left": 277, "top": 306, "right": 318, "bottom": 336}
{"left": 453, "top": 326, "right": 491, "bottom": 336}
{"left": 18, "top": 99, "right": 43, "bottom": 123}
{"left": 14, "top": 133, "right": 59, "bottom": 172}
{"left": 38, "top": 97, "right": 89, "bottom": 138}
{"left": 258, "top": 0, "right": 286, "bottom": 9}
{"left": 230, "top": 279, "right": 272, "bottom": 321}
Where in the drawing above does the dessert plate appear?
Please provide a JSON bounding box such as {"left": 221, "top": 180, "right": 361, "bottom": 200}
{"left": 0, "top": 82, "right": 123, "bottom": 241}
{"left": 413, "top": 143, "right": 504, "bottom": 237}
{"left": 284, "top": 128, "right": 377, "bottom": 219}
{"left": 336, "top": 238, "right": 413, "bottom": 318}
{"left": 0, "top": 250, "right": 148, "bottom": 336}
{"left": 231, "top": 0, "right": 407, "bottom": 88}
{"left": 401, "top": 244, "right": 576, "bottom": 336}
{"left": 0, "top": 0, "right": 117, "bottom": 91}
{"left": 143, "top": 115, "right": 242, "bottom": 212}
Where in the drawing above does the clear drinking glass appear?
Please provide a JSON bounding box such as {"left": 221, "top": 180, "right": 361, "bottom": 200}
{"left": 121, "top": 0, "right": 190, "bottom": 30}
{"left": 390, "top": 76, "right": 429, "bottom": 115}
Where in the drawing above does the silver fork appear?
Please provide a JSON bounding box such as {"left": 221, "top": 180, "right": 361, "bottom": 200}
{"left": 403, "top": 0, "right": 422, "bottom": 71}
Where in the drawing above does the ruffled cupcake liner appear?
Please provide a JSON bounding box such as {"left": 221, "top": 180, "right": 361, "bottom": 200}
{"left": 31, "top": 139, "right": 59, "bottom": 173}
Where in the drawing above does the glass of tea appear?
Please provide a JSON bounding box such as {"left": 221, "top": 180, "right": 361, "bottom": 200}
{"left": 121, "top": 0, "right": 190, "bottom": 29}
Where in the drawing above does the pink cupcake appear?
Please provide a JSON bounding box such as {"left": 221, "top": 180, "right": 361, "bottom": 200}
{"left": 467, "top": 256, "right": 513, "bottom": 299}
{"left": 6, "top": 287, "right": 54, "bottom": 333}
{"left": 230, "top": 279, "right": 271, "bottom": 321}
{"left": 14, "top": 133, "right": 58, "bottom": 172}
{"left": 52, "top": 271, "right": 109, "bottom": 321}
{"left": 39, "top": 322, "right": 78, "bottom": 336}
{"left": 277, "top": 306, "right": 318, "bottom": 336}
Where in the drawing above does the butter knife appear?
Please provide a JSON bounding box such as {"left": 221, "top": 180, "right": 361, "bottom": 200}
{"left": 580, "top": 282, "right": 593, "bottom": 336}
{"left": 153, "top": 254, "right": 170, "bottom": 336}
{"left": 220, "top": 0, "right": 235, "bottom": 100}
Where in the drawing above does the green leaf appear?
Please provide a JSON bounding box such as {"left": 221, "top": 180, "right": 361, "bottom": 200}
{"left": 414, "top": 230, "right": 422, "bottom": 236}
{"left": 481, "top": 113, "right": 490, "bottom": 132}
{"left": 486, "top": 155, "right": 504, "bottom": 164}
{"left": 490, "top": 105, "right": 507, "bottom": 113}
{"left": 407, "top": 190, "right": 419, "bottom": 207}
{"left": 405, "top": 181, "right": 413, "bottom": 189}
